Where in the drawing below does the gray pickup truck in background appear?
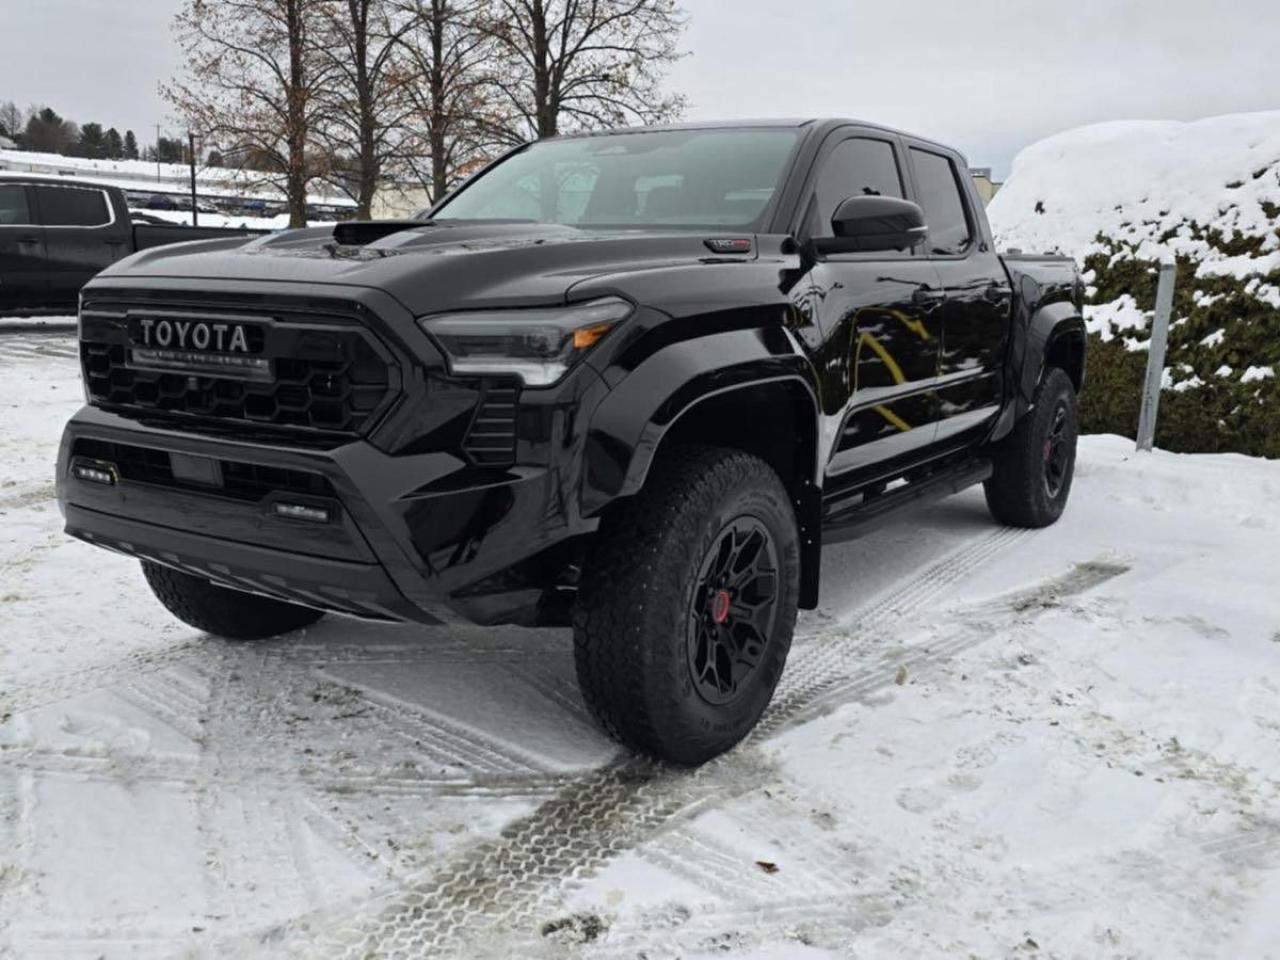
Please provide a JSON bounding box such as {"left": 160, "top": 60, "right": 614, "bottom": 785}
{"left": 0, "top": 174, "right": 262, "bottom": 315}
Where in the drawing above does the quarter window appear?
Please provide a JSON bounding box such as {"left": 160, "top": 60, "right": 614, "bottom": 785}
{"left": 34, "top": 185, "right": 111, "bottom": 227}
{"left": 0, "top": 184, "right": 31, "bottom": 225}
{"left": 810, "top": 137, "right": 905, "bottom": 241}
{"left": 909, "top": 149, "right": 972, "bottom": 255}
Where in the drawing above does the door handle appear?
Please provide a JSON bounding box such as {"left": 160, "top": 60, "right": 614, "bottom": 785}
{"left": 17, "top": 236, "right": 41, "bottom": 245}
{"left": 983, "top": 283, "right": 1010, "bottom": 303}
{"left": 912, "top": 285, "right": 944, "bottom": 305}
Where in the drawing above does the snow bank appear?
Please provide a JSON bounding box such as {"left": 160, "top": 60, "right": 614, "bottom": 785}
{"left": 988, "top": 111, "right": 1280, "bottom": 271}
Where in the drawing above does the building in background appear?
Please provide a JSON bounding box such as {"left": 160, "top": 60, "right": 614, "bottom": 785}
{"left": 970, "top": 167, "right": 1003, "bottom": 205}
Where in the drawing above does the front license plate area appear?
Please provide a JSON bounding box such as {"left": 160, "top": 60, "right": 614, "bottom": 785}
{"left": 169, "top": 452, "right": 224, "bottom": 488}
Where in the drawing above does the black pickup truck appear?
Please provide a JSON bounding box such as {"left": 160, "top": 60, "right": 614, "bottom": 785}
{"left": 0, "top": 174, "right": 260, "bottom": 314}
{"left": 56, "top": 120, "right": 1084, "bottom": 764}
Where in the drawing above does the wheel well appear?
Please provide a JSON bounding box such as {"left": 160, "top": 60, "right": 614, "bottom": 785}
{"left": 1045, "top": 327, "right": 1085, "bottom": 392}
{"left": 651, "top": 380, "right": 823, "bottom": 609}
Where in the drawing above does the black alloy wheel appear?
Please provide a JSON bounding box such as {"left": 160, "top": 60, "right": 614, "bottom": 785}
{"left": 688, "top": 517, "right": 780, "bottom": 705}
{"left": 1043, "top": 402, "right": 1071, "bottom": 498}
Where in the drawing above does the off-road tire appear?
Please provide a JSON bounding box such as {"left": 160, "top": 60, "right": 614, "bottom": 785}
{"left": 573, "top": 446, "right": 800, "bottom": 765}
{"left": 141, "top": 560, "right": 325, "bottom": 639}
{"left": 984, "top": 366, "right": 1079, "bottom": 528}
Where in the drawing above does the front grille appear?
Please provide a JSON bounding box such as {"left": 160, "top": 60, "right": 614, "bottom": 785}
{"left": 79, "top": 301, "right": 395, "bottom": 438}
{"left": 463, "top": 381, "right": 519, "bottom": 467}
{"left": 72, "top": 438, "right": 336, "bottom": 502}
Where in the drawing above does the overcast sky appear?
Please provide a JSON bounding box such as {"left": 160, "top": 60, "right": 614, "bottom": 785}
{"left": 2, "top": 0, "right": 1277, "bottom": 178}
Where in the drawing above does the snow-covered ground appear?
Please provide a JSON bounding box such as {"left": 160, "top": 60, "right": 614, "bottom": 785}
{"left": 1, "top": 332, "right": 1278, "bottom": 958}
{"left": 130, "top": 207, "right": 301, "bottom": 232}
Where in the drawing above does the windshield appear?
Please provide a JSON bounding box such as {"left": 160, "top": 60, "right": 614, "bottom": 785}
{"left": 429, "top": 128, "right": 801, "bottom": 230}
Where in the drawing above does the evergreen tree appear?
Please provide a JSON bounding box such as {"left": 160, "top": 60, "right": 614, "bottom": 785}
{"left": 104, "top": 127, "right": 124, "bottom": 159}
{"left": 78, "top": 122, "right": 107, "bottom": 158}
{"left": 24, "top": 107, "right": 78, "bottom": 153}
{"left": 124, "top": 129, "right": 139, "bottom": 159}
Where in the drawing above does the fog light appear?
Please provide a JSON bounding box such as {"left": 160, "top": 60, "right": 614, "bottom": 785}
{"left": 273, "top": 502, "right": 330, "bottom": 523}
{"left": 73, "top": 463, "right": 116, "bottom": 485}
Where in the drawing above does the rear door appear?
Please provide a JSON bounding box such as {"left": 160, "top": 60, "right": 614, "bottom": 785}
{"left": 801, "top": 131, "right": 945, "bottom": 479}
{"left": 31, "top": 183, "right": 125, "bottom": 306}
{"left": 906, "top": 146, "right": 1012, "bottom": 446}
{"left": 0, "top": 183, "right": 48, "bottom": 311}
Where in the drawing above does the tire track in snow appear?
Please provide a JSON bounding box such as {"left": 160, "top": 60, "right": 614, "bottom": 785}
{"left": 261, "top": 541, "right": 1132, "bottom": 958}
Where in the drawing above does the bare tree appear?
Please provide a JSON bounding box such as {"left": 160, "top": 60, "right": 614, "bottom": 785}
{"left": 478, "top": 0, "right": 687, "bottom": 143}
{"left": 315, "top": 0, "right": 420, "bottom": 218}
{"left": 0, "top": 101, "right": 22, "bottom": 140}
{"left": 397, "top": 0, "right": 501, "bottom": 202}
{"left": 166, "top": 0, "right": 336, "bottom": 226}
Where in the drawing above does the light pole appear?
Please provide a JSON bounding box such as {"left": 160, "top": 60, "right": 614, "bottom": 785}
{"left": 188, "top": 131, "right": 198, "bottom": 227}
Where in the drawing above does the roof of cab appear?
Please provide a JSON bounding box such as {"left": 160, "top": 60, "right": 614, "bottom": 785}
{"left": 549, "top": 117, "right": 963, "bottom": 161}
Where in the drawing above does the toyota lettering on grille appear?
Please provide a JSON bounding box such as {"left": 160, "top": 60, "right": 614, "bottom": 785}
{"left": 126, "top": 315, "right": 272, "bottom": 381}
{"left": 137, "top": 317, "right": 252, "bottom": 353}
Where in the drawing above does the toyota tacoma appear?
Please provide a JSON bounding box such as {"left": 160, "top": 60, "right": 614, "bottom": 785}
{"left": 56, "top": 120, "right": 1085, "bottom": 764}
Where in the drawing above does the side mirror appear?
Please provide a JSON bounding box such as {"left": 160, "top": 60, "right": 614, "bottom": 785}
{"left": 814, "top": 195, "right": 928, "bottom": 255}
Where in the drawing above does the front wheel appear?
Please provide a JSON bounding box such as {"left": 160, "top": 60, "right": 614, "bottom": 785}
{"left": 573, "top": 446, "right": 800, "bottom": 765}
{"left": 984, "top": 366, "right": 1079, "bottom": 528}
{"left": 141, "top": 561, "right": 325, "bottom": 639}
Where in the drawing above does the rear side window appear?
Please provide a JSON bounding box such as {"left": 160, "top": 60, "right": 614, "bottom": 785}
{"left": 34, "top": 185, "right": 111, "bottom": 227}
{"left": 811, "top": 137, "right": 905, "bottom": 239}
{"left": 0, "top": 184, "right": 31, "bottom": 225}
{"left": 909, "top": 149, "right": 972, "bottom": 255}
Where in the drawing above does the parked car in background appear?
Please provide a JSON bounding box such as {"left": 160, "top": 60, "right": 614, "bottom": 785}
{"left": 0, "top": 174, "right": 264, "bottom": 314}
{"left": 143, "top": 193, "right": 181, "bottom": 211}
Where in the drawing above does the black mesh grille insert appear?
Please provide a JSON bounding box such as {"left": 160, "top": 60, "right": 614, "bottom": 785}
{"left": 79, "top": 309, "right": 393, "bottom": 437}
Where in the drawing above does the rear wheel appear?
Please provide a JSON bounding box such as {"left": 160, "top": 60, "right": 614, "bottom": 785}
{"left": 984, "top": 366, "right": 1079, "bottom": 527}
{"left": 141, "top": 560, "right": 325, "bottom": 639}
{"left": 573, "top": 446, "right": 800, "bottom": 765}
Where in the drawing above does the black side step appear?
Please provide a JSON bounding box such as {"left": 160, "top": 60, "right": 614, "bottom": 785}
{"left": 822, "top": 458, "right": 993, "bottom": 545}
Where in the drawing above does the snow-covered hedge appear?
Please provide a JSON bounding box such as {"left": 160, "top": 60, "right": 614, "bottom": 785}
{"left": 988, "top": 112, "right": 1280, "bottom": 457}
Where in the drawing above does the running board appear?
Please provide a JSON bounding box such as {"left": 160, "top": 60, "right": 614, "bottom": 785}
{"left": 821, "top": 458, "right": 993, "bottom": 545}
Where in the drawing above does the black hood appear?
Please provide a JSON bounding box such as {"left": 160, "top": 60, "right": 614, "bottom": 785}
{"left": 95, "top": 221, "right": 760, "bottom": 317}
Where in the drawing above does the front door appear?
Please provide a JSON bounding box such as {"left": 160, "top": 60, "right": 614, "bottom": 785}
{"left": 802, "top": 134, "right": 944, "bottom": 481}
{"left": 0, "top": 183, "right": 48, "bottom": 311}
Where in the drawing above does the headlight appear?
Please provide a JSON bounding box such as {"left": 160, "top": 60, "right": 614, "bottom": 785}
{"left": 418, "top": 297, "right": 633, "bottom": 387}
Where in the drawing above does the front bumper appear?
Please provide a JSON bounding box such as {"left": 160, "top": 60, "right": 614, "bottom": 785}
{"left": 56, "top": 402, "right": 602, "bottom": 626}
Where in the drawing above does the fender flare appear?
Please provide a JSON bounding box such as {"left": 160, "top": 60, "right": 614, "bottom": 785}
{"left": 994, "top": 301, "right": 1087, "bottom": 441}
{"left": 583, "top": 324, "right": 821, "bottom": 510}
{"left": 582, "top": 324, "right": 825, "bottom": 607}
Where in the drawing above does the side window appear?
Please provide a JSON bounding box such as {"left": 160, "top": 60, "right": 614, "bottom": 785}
{"left": 810, "top": 137, "right": 904, "bottom": 240}
{"left": 34, "top": 186, "right": 111, "bottom": 227}
{"left": 0, "top": 184, "right": 31, "bottom": 225}
{"left": 909, "top": 149, "right": 972, "bottom": 255}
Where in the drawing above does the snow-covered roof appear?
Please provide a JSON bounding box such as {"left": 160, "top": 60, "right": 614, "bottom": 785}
{"left": 0, "top": 146, "right": 356, "bottom": 208}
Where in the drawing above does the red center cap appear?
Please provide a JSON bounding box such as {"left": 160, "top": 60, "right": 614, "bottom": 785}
{"left": 711, "top": 589, "right": 731, "bottom": 624}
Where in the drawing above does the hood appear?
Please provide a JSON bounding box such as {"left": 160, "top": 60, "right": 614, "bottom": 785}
{"left": 94, "top": 221, "right": 761, "bottom": 316}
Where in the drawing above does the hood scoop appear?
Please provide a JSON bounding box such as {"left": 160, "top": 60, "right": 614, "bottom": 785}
{"left": 332, "top": 219, "right": 432, "bottom": 246}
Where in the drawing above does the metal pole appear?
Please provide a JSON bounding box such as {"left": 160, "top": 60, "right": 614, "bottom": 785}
{"left": 1136, "top": 260, "right": 1177, "bottom": 452}
{"left": 155, "top": 123, "right": 161, "bottom": 183}
{"left": 189, "top": 131, "right": 198, "bottom": 227}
